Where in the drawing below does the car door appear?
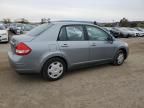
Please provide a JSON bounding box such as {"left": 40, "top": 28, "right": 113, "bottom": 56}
{"left": 57, "top": 25, "right": 89, "bottom": 65}
{"left": 85, "top": 25, "right": 115, "bottom": 61}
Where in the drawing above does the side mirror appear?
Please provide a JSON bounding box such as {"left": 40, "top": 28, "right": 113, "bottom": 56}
{"left": 107, "top": 36, "right": 113, "bottom": 41}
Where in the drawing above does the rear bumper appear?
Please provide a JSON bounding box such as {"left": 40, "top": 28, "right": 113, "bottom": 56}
{"left": 8, "top": 51, "right": 39, "bottom": 74}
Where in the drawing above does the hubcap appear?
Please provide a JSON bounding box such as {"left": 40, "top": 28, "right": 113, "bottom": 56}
{"left": 47, "top": 61, "right": 63, "bottom": 79}
{"left": 117, "top": 53, "right": 124, "bottom": 64}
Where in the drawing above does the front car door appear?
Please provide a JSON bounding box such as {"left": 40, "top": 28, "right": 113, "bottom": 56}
{"left": 58, "top": 25, "right": 89, "bottom": 66}
{"left": 85, "top": 25, "right": 116, "bottom": 62}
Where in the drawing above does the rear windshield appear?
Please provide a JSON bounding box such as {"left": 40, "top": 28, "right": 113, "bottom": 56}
{"left": 27, "top": 23, "right": 53, "bottom": 37}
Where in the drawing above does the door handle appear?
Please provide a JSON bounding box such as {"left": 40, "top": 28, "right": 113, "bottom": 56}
{"left": 61, "top": 44, "right": 69, "bottom": 47}
{"left": 91, "top": 43, "right": 96, "bottom": 46}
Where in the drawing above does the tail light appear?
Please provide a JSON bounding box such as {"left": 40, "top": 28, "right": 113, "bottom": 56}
{"left": 15, "top": 42, "right": 31, "bottom": 56}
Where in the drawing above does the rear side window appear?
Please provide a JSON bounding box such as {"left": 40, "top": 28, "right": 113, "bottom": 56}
{"left": 59, "top": 25, "right": 85, "bottom": 41}
{"left": 27, "top": 23, "right": 53, "bottom": 37}
{"left": 66, "top": 26, "right": 84, "bottom": 41}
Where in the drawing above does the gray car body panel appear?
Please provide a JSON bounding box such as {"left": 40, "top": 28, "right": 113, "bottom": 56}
{"left": 8, "top": 21, "right": 129, "bottom": 73}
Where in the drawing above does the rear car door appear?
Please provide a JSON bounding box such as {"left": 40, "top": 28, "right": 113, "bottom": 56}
{"left": 85, "top": 25, "right": 115, "bottom": 61}
{"left": 58, "top": 25, "right": 89, "bottom": 65}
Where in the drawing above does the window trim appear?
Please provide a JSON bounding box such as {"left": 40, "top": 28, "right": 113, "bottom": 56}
{"left": 57, "top": 26, "right": 68, "bottom": 41}
{"left": 84, "top": 25, "right": 113, "bottom": 41}
{"left": 57, "top": 24, "right": 88, "bottom": 41}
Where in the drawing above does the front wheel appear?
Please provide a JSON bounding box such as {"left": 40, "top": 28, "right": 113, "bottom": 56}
{"left": 42, "top": 58, "right": 66, "bottom": 81}
{"left": 113, "top": 50, "right": 125, "bottom": 65}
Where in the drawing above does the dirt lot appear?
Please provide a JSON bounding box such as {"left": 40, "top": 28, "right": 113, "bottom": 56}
{"left": 0, "top": 38, "right": 144, "bottom": 108}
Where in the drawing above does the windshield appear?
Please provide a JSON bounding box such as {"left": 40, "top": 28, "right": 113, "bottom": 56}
{"left": 137, "top": 28, "right": 144, "bottom": 31}
{"left": 26, "top": 23, "right": 53, "bottom": 37}
{"left": 128, "top": 28, "right": 136, "bottom": 31}
{"left": 118, "top": 28, "right": 129, "bottom": 31}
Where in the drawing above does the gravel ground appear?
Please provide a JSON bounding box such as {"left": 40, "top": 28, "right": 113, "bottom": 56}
{"left": 0, "top": 38, "right": 144, "bottom": 108}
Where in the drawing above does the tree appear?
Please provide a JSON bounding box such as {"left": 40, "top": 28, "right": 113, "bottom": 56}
{"left": 41, "top": 18, "right": 51, "bottom": 24}
{"left": 130, "top": 22, "right": 137, "bottom": 27}
{"left": 104, "top": 23, "right": 112, "bottom": 27}
{"left": 93, "top": 21, "right": 97, "bottom": 25}
{"left": 119, "top": 18, "right": 130, "bottom": 27}
{"left": 137, "top": 23, "right": 144, "bottom": 28}
{"left": 2, "top": 18, "right": 11, "bottom": 24}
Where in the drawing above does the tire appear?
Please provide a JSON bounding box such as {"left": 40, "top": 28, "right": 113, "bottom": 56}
{"left": 113, "top": 50, "right": 125, "bottom": 66}
{"left": 42, "top": 58, "right": 66, "bottom": 81}
{"left": 120, "top": 33, "right": 125, "bottom": 38}
{"left": 126, "top": 34, "right": 130, "bottom": 38}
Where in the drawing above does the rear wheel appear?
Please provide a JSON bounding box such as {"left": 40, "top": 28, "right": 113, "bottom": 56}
{"left": 42, "top": 58, "right": 66, "bottom": 81}
{"left": 113, "top": 50, "right": 125, "bottom": 65}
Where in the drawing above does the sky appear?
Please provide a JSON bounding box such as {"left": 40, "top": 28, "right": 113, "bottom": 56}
{"left": 0, "top": 0, "right": 143, "bottom": 22}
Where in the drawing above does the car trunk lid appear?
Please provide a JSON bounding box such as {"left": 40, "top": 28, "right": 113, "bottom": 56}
{"left": 10, "top": 35, "right": 34, "bottom": 53}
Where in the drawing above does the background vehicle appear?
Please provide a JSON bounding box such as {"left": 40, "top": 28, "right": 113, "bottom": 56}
{"left": 102, "top": 27, "right": 112, "bottom": 33}
{"left": 0, "top": 24, "right": 9, "bottom": 42}
{"left": 8, "top": 22, "right": 129, "bottom": 81}
{"left": 127, "top": 28, "right": 141, "bottom": 37}
{"left": 110, "top": 27, "right": 121, "bottom": 38}
{"left": 102, "top": 27, "right": 121, "bottom": 38}
{"left": 136, "top": 27, "right": 144, "bottom": 32}
{"left": 9, "top": 23, "right": 23, "bottom": 35}
{"left": 22, "top": 24, "right": 36, "bottom": 34}
{"left": 115, "top": 27, "right": 137, "bottom": 38}
{"left": 135, "top": 28, "right": 144, "bottom": 37}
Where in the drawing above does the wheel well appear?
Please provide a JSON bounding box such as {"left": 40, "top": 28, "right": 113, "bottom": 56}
{"left": 119, "top": 48, "right": 127, "bottom": 59}
{"left": 41, "top": 56, "right": 68, "bottom": 73}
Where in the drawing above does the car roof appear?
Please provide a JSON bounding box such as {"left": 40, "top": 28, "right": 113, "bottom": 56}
{"left": 51, "top": 21, "right": 95, "bottom": 26}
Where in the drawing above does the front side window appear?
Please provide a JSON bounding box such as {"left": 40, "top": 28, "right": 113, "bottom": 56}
{"left": 66, "top": 26, "right": 85, "bottom": 41}
{"left": 86, "top": 26, "right": 109, "bottom": 41}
